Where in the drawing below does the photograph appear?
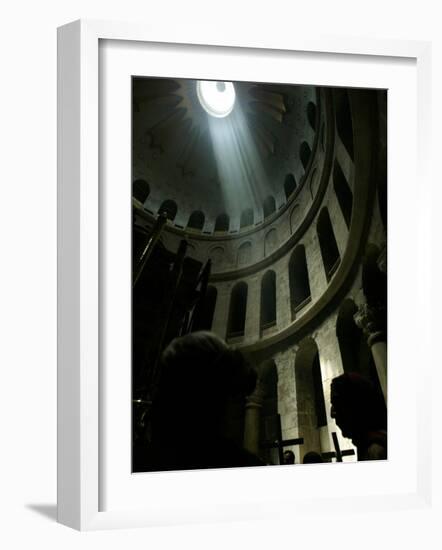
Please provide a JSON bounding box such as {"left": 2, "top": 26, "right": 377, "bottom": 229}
{"left": 131, "top": 76, "right": 387, "bottom": 473}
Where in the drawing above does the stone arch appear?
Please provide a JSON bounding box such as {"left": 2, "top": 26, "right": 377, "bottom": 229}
{"left": 260, "top": 270, "right": 277, "bottom": 329}
{"left": 288, "top": 245, "right": 311, "bottom": 317}
{"left": 333, "top": 161, "right": 353, "bottom": 228}
{"left": 133, "top": 178, "right": 150, "bottom": 203}
{"left": 263, "top": 195, "right": 276, "bottom": 219}
{"left": 300, "top": 141, "right": 312, "bottom": 170}
{"left": 284, "top": 174, "right": 297, "bottom": 200}
{"left": 227, "top": 282, "right": 248, "bottom": 337}
{"left": 237, "top": 241, "right": 252, "bottom": 267}
{"left": 187, "top": 210, "right": 205, "bottom": 230}
{"left": 317, "top": 207, "right": 340, "bottom": 281}
{"left": 158, "top": 199, "right": 177, "bottom": 221}
{"left": 294, "top": 338, "right": 327, "bottom": 462}
{"left": 214, "top": 213, "right": 230, "bottom": 232}
{"left": 264, "top": 227, "right": 278, "bottom": 256}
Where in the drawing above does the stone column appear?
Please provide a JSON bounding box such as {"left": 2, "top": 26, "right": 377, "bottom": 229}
{"left": 210, "top": 284, "right": 230, "bottom": 340}
{"left": 243, "top": 382, "right": 265, "bottom": 455}
{"left": 244, "top": 276, "right": 261, "bottom": 343}
{"left": 354, "top": 303, "right": 387, "bottom": 403}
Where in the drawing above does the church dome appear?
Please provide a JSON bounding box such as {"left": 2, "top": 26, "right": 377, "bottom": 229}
{"left": 132, "top": 77, "right": 318, "bottom": 233}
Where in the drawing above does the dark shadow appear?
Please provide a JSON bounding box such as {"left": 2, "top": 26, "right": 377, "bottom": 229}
{"left": 26, "top": 503, "right": 57, "bottom": 522}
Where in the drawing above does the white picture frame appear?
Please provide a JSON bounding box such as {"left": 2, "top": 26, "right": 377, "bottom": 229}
{"left": 57, "top": 19, "right": 432, "bottom": 531}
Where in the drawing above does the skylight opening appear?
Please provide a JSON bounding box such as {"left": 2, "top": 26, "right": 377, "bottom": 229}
{"left": 196, "top": 80, "right": 236, "bottom": 118}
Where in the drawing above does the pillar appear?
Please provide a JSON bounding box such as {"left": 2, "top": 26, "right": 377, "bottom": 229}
{"left": 243, "top": 382, "right": 265, "bottom": 455}
{"left": 354, "top": 303, "right": 387, "bottom": 403}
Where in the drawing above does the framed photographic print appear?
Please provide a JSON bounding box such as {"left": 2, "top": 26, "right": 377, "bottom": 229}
{"left": 57, "top": 19, "right": 432, "bottom": 530}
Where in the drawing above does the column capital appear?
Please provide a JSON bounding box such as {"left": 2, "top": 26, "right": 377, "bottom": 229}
{"left": 353, "top": 303, "right": 386, "bottom": 346}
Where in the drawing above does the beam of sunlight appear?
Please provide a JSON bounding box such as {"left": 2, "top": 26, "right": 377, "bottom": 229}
{"left": 207, "top": 98, "right": 270, "bottom": 226}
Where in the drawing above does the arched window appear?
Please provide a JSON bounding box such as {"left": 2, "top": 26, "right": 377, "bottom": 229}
{"left": 227, "top": 282, "right": 248, "bottom": 337}
{"left": 214, "top": 213, "right": 230, "bottom": 232}
{"left": 333, "top": 161, "right": 353, "bottom": 228}
{"left": 133, "top": 179, "right": 150, "bottom": 203}
{"left": 260, "top": 271, "right": 276, "bottom": 329}
{"left": 192, "top": 285, "right": 218, "bottom": 331}
{"left": 237, "top": 241, "right": 252, "bottom": 267}
{"left": 158, "top": 199, "right": 177, "bottom": 221}
{"left": 335, "top": 89, "right": 354, "bottom": 159}
{"left": 187, "top": 210, "right": 205, "bottom": 230}
{"left": 240, "top": 208, "right": 254, "bottom": 228}
{"left": 307, "top": 101, "right": 317, "bottom": 131}
{"left": 300, "top": 141, "right": 312, "bottom": 170}
{"left": 317, "top": 208, "right": 340, "bottom": 281}
{"left": 284, "top": 174, "right": 297, "bottom": 199}
{"left": 289, "top": 245, "right": 311, "bottom": 316}
{"left": 294, "top": 338, "right": 326, "bottom": 462}
{"left": 263, "top": 195, "right": 276, "bottom": 219}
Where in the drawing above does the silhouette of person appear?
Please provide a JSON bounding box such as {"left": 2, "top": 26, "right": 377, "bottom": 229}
{"left": 330, "top": 373, "right": 387, "bottom": 461}
{"left": 141, "top": 331, "right": 265, "bottom": 471}
{"left": 282, "top": 450, "right": 295, "bottom": 464}
{"left": 303, "top": 451, "right": 324, "bottom": 464}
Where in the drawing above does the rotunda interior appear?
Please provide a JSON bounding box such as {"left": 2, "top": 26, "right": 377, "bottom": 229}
{"left": 132, "top": 76, "right": 387, "bottom": 471}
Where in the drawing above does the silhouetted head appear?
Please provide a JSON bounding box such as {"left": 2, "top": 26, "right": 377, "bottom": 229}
{"left": 330, "top": 373, "right": 386, "bottom": 440}
{"left": 302, "top": 451, "right": 324, "bottom": 464}
{"left": 152, "top": 331, "right": 257, "bottom": 441}
{"left": 283, "top": 450, "right": 295, "bottom": 464}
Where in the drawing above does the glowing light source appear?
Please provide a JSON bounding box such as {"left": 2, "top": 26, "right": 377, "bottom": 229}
{"left": 196, "top": 80, "right": 236, "bottom": 118}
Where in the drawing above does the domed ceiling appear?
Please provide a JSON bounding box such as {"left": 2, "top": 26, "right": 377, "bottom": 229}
{"left": 132, "top": 77, "right": 318, "bottom": 233}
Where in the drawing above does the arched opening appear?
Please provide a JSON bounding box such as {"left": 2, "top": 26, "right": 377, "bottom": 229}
{"left": 300, "top": 141, "right": 312, "bottom": 170}
{"left": 263, "top": 195, "right": 276, "bottom": 219}
{"left": 192, "top": 285, "right": 217, "bottom": 331}
{"left": 187, "top": 210, "right": 205, "bottom": 230}
{"left": 294, "top": 338, "right": 326, "bottom": 462}
{"left": 214, "top": 213, "right": 230, "bottom": 232}
{"left": 240, "top": 208, "right": 254, "bottom": 228}
{"left": 307, "top": 101, "right": 317, "bottom": 131}
{"left": 260, "top": 270, "right": 277, "bottom": 329}
{"left": 333, "top": 161, "right": 353, "bottom": 228}
{"left": 227, "top": 282, "right": 248, "bottom": 338}
{"left": 335, "top": 89, "right": 354, "bottom": 159}
{"left": 133, "top": 179, "right": 150, "bottom": 203}
{"left": 158, "top": 199, "right": 177, "bottom": 221}
{"left": 237, "top": 241, "right": 252, "bottom": 267}
{"left": 317, "top": 207, "right": 340, "bottom": 281}
{"left": 289, "top": 245, "right": 311, "bottom": 316}
{"left": 284, "top": 174, "right": 297, "bottom": 199}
